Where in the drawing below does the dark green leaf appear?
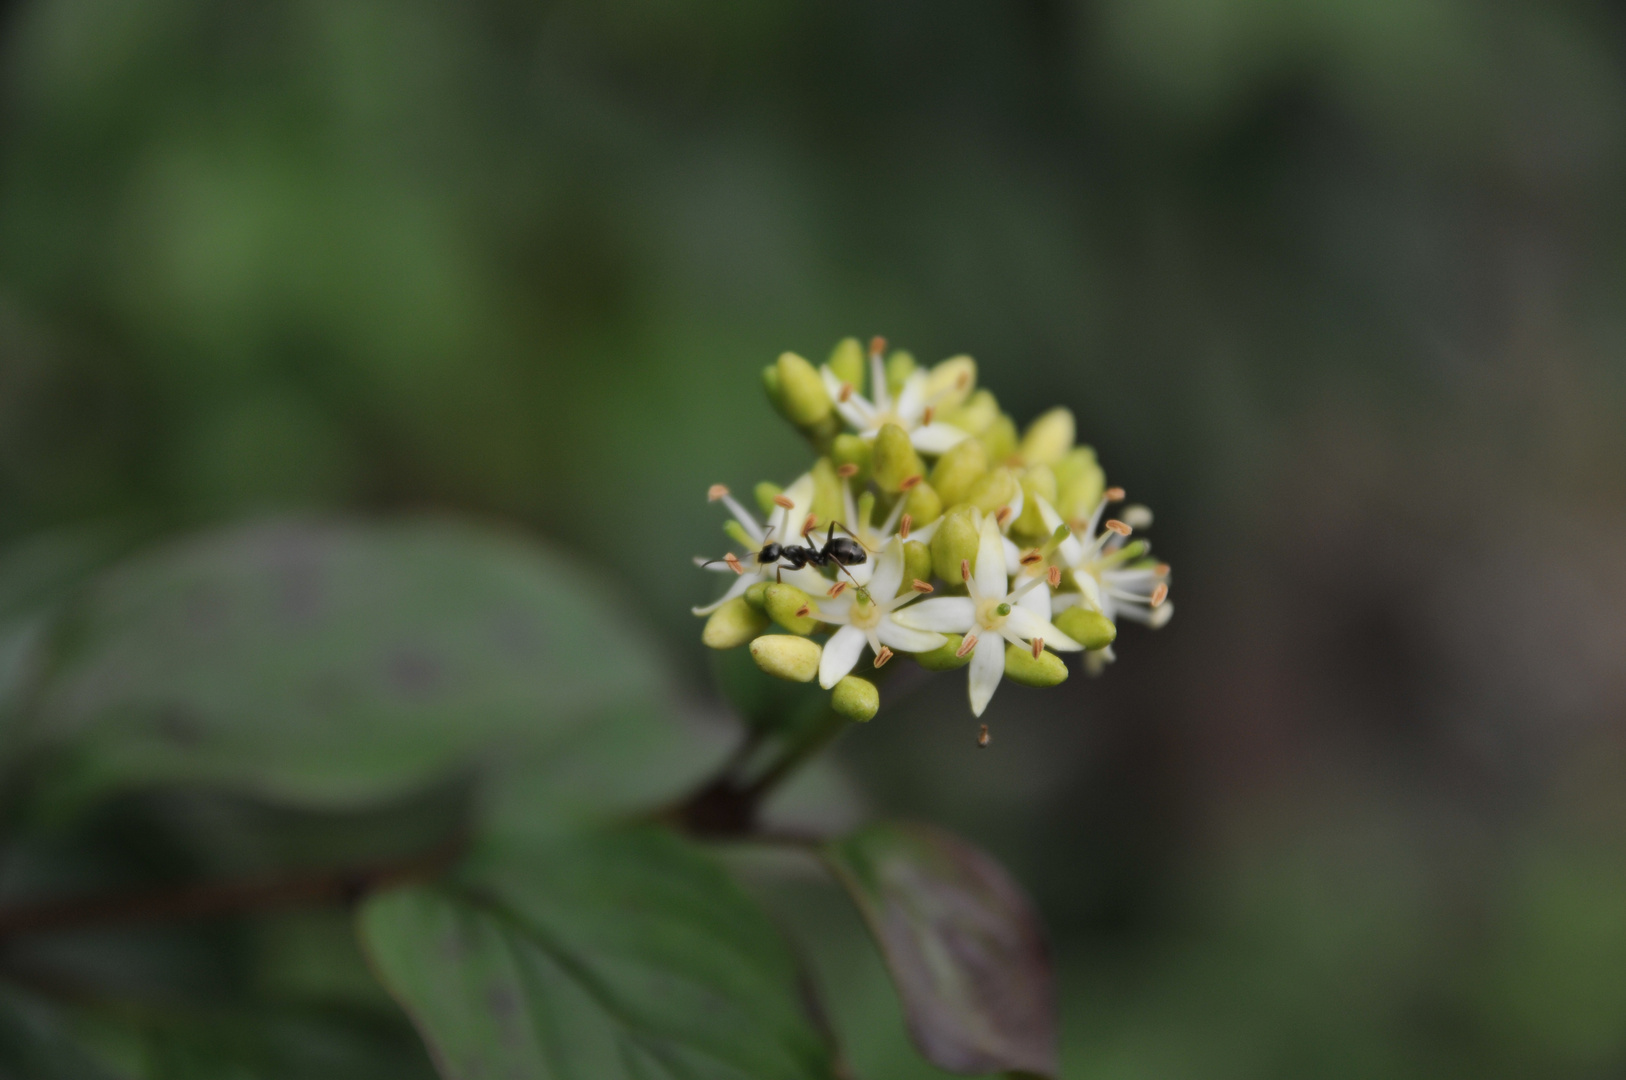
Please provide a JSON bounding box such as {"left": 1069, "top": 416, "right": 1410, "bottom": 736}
{"left": 30, "top": 518, "right": 666, "bottom": 808}
{"left": 822, "top": 822, "right": 1057, "bottom": 1078}
{"left": 358, "top": 827, "right": 835, "bottom": 1080}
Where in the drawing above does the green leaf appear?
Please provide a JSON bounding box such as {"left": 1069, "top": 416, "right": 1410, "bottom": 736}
{"left": 358, "top": 827, "right": 835, "bottom": 1080}
{"left": 29, "top": 518, "right": 667, "bottom": 808}
{"left": 822, "top": 822, "right": 1058, "bottom": 1078}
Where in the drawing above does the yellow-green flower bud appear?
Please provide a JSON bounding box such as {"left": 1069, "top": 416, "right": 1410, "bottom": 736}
{"left": 1004, "top": 642, "right": 1068, "bottom": 687}
{"left": 811, "top": 457, "right": 845, "bottom": 528}
{"left": 914, "top": 633, "right": 973, "bottom": 670}
{"left": 979, "top": 413, "right": 1019, "bottom": 465}
{"left": 1053, "top": 607, "right": 1116, "bottom": 650}
{"left": 1019, "top": 407, "right": 1075, "bottom": 467}
{"left": 750, "top": 634, "right": 821, "bottom": 683}
{"left": 703, "top": 597, "right": 769, "bottom": 649}
{"left": 774, "top": 351, "right": 832, "bottom": 427}
{"left": 744, "top": 581, "right": 770, "bottom": 610}
{"left": 965, "top": 467, "right": 1019, "bottom": 515}
{"left": 929, "top": 437, "right": 988, "bottom": 507}
{"left": 723, "top": 519, "right": 754, "bottom": 549}
{"left": 761, "top": 363, "right": 784, "bottom": 412}
{"left": 901, "top": 479, "right": 942, "bottom": 529}
{"left": 1010, "top": 465, "right": 1057, "bottom": 543}
{"left": 831, "top": 675, "right": 879, "bottom": 722}
{"left": 1056, "top": 447, "right": 1105, "bottom": 521}
{"left": 827, "top": 337, "right": 866, "bottom": 391}
{"left": 754, "top": 481, "right": 783, "bottom": 517}
{"left": 885, "top": 350, "right": 916, "bottom": 397}
{"left": 943, "top": 388, "right": 1000, "bottom": 436}
{"left": 901, "top": 540, "right": 933, "bottom": 595}
{"left": 872, "top": 422, "right": 925, "bottom": 494}
{"left": 925, "top": 355, "right": 977, "bottom": 410}
{"left": 764, "top": 583, "right": 820, "bottom": 635}
{"left": 831, "top": 433, "right": 871, "bottom": 486}
{"left": 930, "top": 506, "right": 980, "bottom": 583}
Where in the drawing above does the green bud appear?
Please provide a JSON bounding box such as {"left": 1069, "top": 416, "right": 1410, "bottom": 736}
{"left": 1019, "top": 407, "right": 1075, "bottom": 467}
{"left": 914, "top": 633, "right": 973, "bottom": 670}
{"left": 925, "top": 355, "right": 977, "bottom": 410}
{"left": 929, "top": 437, "right": 988, "bottom": 507}
{"left": 1010, "top": 465, "right": 1057, "bottom": 543}
{"left": 942, "top": 388, "right": 999, "bottom": 435}
{"left": 1053, "top": 607, "right": 1116, "bottom": 650}
{"left": 902, "top": 540, "right": 933, "bottom": 595}
{"left": 1004, "top": 642, "right": 1068, "bottom": 687}
{"left": 872, "top": 423, "right": 925, "bottom": 494}
{"left": 979, "top": 413, "right": 1019, "bottom": 465}
{"left": 723, "top": 519, "right": 753, "bottom": 550}
{"left": 885, "top": 350, "right": 916, "bottom": 397}
{"left": 703, "top": 597, "right": 770, "bottom": 650}
{"left": 750, "top": 634, "right": 822, "bottom": 683}
{"left": 761, "top": 364, "right": 784, "bottom": 412}
{"left": 901, "top": 478, "right": 943, "bottom": 528}
{"left": 965, "top": 467, "right": 1019, "bottom": 515}
{"left": 1051, "top": 445, "right": 1097, "bottom": 489}
{"left": 775, "top": 352, "right": 832, "bottom": 427}
{"left": 1056, "top": 447, "right": 1105, "bottom": 521}
{"left": 930, "top": 506, "right": 980, "bottom": 583}
{"left": 811, "top": 457, "right": 845, "bottom": 528}
{"left": 765, "top": 583, "right": 820, "bottom": 635}
{"left": 744, "top": 581, "right": 770, "bottom": 610}
{"left": 827, "top": 337, "right": 866, "bottom": 391}
{"left": 754, "top": 481, "right": 783, "bottom": 517}
{"left": 831, "top": 433, "right": 871, "bottom": 486}
{"left": 831, "top": 675, "right": 879, "bottom": 722}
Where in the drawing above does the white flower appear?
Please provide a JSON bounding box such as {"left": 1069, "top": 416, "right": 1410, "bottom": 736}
{"left": 894, "top": 513, "right": 1083, "bottom": 716}
{"left": 816, "top": 538, "right": 946, "bottom": 688}
{"left": 820, "top": 350, "right": 972, "bottom": 455}
{"left": 833, "top": 482, "right": 941, "bottom": 587}
{"left": 1040, "top": 492, "right": 1172, "bottom": 669}
{"left": 693, "top": 473, "right": 827, "bottom": 615}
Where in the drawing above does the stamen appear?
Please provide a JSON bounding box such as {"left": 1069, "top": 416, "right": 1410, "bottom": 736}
{"left": 955, "top": 634, "right": 979, "bottom": 658}
{"left": 1156, "top": 563, "right": 1170, "bottom": 576}
{"left": 1020, "top": 550, "right": 1043, "bottom": 566}
{"left": 1150, "top": 583, "right": 1168, "bottom": 608}
{"left": 708, "top": 484, "right": 730, "bottom": 502}
{"left": 976, "top": 723, "right": 990, "bottom": 748}
{"left": 873, "top": 646, "right": 894, "bottom": 668}
{"left": 838, "top": 383, "right": 854, "bottom": 403}
{"left": 795, "top": 603, "right": 812, "bottom": 618}
{"left": 1105, "top": 487, "right": 1125, "bottom": 502}
{"left": 1105, "top": 519, "right": 1132, "bottom": 537}
{"left": 900, "top": 474, "right": 923, "bottom": 491}
{"left": 723, "top": 553, "right": 744, "bottom": 575}
{"left": 772, "top": 494, "right": 795, "bottom": 510}
{"left": 899, "top": 513, "right": 913, "bottom": 539}
{"left": 911, "top": 579, "right": 934, "bottom": 593}
{"left": 1047, "top": 565, "right": 1062, "bottom": 588}
{"left": 868, "top": 335, "right": 887, "bottom": 359}
{"left": 828, "top": 581, "right": 848, "bottom": 598}
{"left": 1031, "top": 638, "right": 1044, "bottom": 659}
{"left": 836, "top": 462, "right": 859, "bottom": 478}
{"left": 960, "top": 558, "right": 971, "bottom": 583}
{"left": 996, "top": 505, "right": 1013, "bottom": 526}
{"left": 921, "top": 406, "right": 935, "bottom": 426}
{"left": 802, "top": 513, "right": 817, "bottom": 537}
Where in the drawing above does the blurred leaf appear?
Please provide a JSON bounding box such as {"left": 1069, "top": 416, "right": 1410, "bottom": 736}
{"left": 28, "top": 518, "right": 668, "bottom": 809}
{"left": 358, "top": 826, "right": 835, "bottom": 1080}
{"left": 821, "top": 821, "right": 1057, "bottom": 1078}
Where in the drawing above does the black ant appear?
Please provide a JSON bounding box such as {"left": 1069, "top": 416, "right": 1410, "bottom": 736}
{"left": 705, "top": 521, "right": 868, "bottom": 582}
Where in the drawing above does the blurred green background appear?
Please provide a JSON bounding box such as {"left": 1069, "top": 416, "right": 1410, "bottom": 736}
{"left": 3, "top": 0, "right": 1626, "bottom": 1075}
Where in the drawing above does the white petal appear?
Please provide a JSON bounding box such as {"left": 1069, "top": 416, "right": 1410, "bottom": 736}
{"left": 775, "top": 473, "right": 816, "bottom": 542}
{"left": 1035, "top": 496, "right": 1085, "bottom": 566}
{"left": 974, "top": 516, "right": 1007, "bottom": 600}
{"left": 1050, "top": 589, "right": 1082, "bottom": 612}
{"left": 908, "top": 518, "right": 941, "bottom": 545}
{"left": 691, "top": 572, "right": 755, "bottom": 615}
{"left": 1016, "top": 578, "right": 1052, "bottom": 622}
{"left": 781, "top": 565, "right": 830, "bottom": 594}
{"left": 877, "top": 620, "right": 946, "bottom": 654}
{"left": 895, "top": 371, "right": 928, "bottom": 425}
{"left": 910, "top": 422, "right": 970, "bottom": 455}
{"left": 999, "top": 484, "right": 1024, "bottom": 532}
{"left": 846, "top": 559, "right": 875, "bottom": 587}
{"left": 968, "top": 638, "right": 1005, "bottom": 717}
{"left": 818, "top": 594, "right": 854, "bottom": 623}
{"left": 868, "top": 537, "right": 906, "bottom": 601}
{"left": 819, "top": 625, "right": 868, "bottom": 688}
{"left": 892, "top": 596, "right": 976, "bottom": 633}
{"left": 1003, "top": 537, "right": 1022, "bottom": 576}
{"left": 1006, "top": 607, "right": 1083, "bottom": 651}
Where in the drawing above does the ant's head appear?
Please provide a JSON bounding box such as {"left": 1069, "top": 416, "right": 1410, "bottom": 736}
{"left": 756, "top": 542, "right": 782, "bottom": 564}
{"left": 827, "top": 537, "right": 867, "bottom": 566}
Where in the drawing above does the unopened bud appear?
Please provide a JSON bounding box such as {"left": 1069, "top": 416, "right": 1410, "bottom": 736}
{"left": 1056, "top": 447, "right": 1106, "bottom": 522}
{"left": 1009, "top": 465, "right": 1057, "bottom": 542}
{"left": 902, "top": 541, "right": 933, "bottom": 595}
{"left": 925, "top": 355, "right": 977, "bottom": 410}
{"left": 901, "top": 478, "right": 943, "bottom": 528}
{"left": 965, "top": 467, "right": 1019, "bottom": 515}
{"left": 873, "top": 423, "right": 926, "bottom": 494}
{"left": 765, "top": 583, "right": 820, "bottom": 635}
{"left": 749, "top": 635, "right": 822, "bottom": 683}
{"left": 811, "top": 457, "right": 845, "bottom": 528}
{"left": 930, "top": 507, "right": 981, "bottom": 583}
{"left": 1053, "top": 607, "right": 1116, "bottom": 650}
{"left": 885, "top": 350, "right": 917, "bottom": 398}
{"left": 978, "top": 413, "right": 1019, "bottom": 464}
{"left": 744, "top": 581, "right": 770, "bottom": 610}
{"left": 1019, "top": 407, "right": 1075, "bottom": 467}
{"left": 827, "top": 337, "right": 866, "bottom": 391}
{"left": 929, "top": 437, "right": 988, "bottom": 507}
{"left": 1004, "top": 642, "right": 1068, "bottom": 687}
{"left": 914, "top": 633, "right": 974, "bottom": 671}
{"left": 774, "top": 351, "right": 833, "bottom": 427}
{"left": 831, "top": 675, "right": 880, "bottom": 722}
{"left": 942, "top": 388, "right": 1000, "bottom": 436}
{"left": 831, "top": 433, "right": 871, "bottom": 486}
{"left": 702, "top": 597, "right": 770, "bottom": 649}
{"left": 754, "top": 481, "right": 784, "bottom": 517}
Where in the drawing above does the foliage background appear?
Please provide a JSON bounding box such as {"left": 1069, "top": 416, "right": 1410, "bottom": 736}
{"left": 2, "top": 0, "right": 1626, "bottom": 1076}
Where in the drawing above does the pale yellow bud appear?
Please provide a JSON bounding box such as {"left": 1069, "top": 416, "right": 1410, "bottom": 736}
{"left": 1019, "top": 407, "right": 1075, "bottom": 467}
{"left": 702, "top": 597, "right": 769, "bottom": 650}
{"left": 831, "top": 675, "right": 880, "bottom": 722}
{"left": 1003, "top": 643, "right": 1068, "bottom": 687}
{"left": 749, "top": 635, "right": 822, "bottom": 682}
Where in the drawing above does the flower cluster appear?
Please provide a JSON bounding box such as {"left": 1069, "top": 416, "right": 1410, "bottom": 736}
{"left": 695, "top": 337, "right": 1172, "bottom": 727}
